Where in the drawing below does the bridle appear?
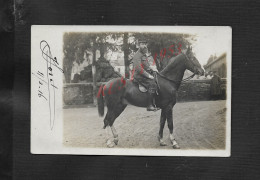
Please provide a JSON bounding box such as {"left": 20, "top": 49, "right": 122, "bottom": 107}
{"left": 183, "top": 52, "right": 200, "bottom": 76}
{"left": 158, "top": 72, "right": 195, "bottom": 84}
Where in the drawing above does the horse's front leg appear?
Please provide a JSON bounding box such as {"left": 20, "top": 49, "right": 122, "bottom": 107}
{"left": 158, "top": 109, "right": 167, "bottom": 146}
{"left": 166, "top": 108, "right": 180, "bottom": 149}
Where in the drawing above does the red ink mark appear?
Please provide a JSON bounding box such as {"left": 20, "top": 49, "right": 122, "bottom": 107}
{"left": 140, "top": 64, "right": 144, "bottom": 74}
{"left": 116, "top": 79, "right": 121, "bottom": 90}
{"left": 169, "top": 44, "right": 174, "bottom": 57}
{"left": 118, "top": 77, "right": 127, "bottom": 90}
{"left": 97, "top": 85, "right": 104, "bottom": 98}
{"left": 153, "top": 53, "right": 157, "bottom": 65}
{"left": 95, "top": 43, "right": 184, "bottom": 97}
{"left": 160, "top": 48, "right": 166, "bottom": 61}
{"left": 108, "top": 82, "right": 113, "bottom": 95}
{"left": 121, "top": 77, "right": 126, "bottom": 86}
{"left": 178, "top": 43, "right": 182, "bottom": 54}
{"left": 124, "top": 43, "right": 183, "bottom": 85}
{"left": 130, "top": 68, "right": 135, "bottom": 81}
{"left": 102, "top": 85, "right": 106, "bottom": 96}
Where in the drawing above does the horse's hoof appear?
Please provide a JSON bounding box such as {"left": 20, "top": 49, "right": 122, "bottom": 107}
{"left": 113, "top": 138, "right": 119, "bottom": 145}
{"left": 106, "top": 139, "right": 115, "bottom": 148}
{"left": 172, "top": 144, "right": 180, "bottom": 149}
{"left": 157, "top": 136, "right": 167, "bottom": 146}
{"left": 160, "top": 141, "right": 167, "bottom": 146}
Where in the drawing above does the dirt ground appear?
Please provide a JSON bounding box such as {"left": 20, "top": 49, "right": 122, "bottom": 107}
{"left": 63, "top": 100, "right": 227, "bottom": 149}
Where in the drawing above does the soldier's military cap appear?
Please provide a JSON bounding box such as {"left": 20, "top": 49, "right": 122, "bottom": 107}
{"left": 138, "top": 38, "right": 147, "bottom": 44}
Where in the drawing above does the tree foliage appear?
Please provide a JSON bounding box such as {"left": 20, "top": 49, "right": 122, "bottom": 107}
{"left": 132, "top": 32, "right": 196, "bottom": 71}
{"left": 63, "top": 32, "right": 120, "bottom": 82}
{"left": 63, "top": 32, "right": 196, "bottom": 82}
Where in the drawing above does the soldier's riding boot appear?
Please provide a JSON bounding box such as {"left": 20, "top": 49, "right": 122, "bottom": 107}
{"left": 147, "top": 89, "right": 159, "bottom": 111}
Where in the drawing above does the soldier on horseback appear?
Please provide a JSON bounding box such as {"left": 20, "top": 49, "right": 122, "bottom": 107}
{"left": 132, "top": 38, "right": 160, "bottom": 111}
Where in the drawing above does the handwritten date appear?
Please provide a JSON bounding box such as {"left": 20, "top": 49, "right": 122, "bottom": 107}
{"left": 32, "top": 40, "right": 63, "bottom": 130}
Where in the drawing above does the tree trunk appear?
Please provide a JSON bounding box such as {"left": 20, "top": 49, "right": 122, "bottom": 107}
{"left": 63, "top": 58, "right": 73, "bottom": 83}
{"left": 100, "top": 43, "right": 105, "bottom": 60}
{"left": 92, "top": 43, "right": 97, "bottom": 106}
{"left": 123, "top": 33, "right": 130, "bottom": 78}
{"left": 65, "top": 66, "right": 72, "bottom": 83}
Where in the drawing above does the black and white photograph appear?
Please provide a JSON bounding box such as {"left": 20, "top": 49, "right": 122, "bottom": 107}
{"left": 31, "top": 26, "right": 231, "bottom": 156}
{"left": 7, "top": 0, "right": 260, "bottom": 178}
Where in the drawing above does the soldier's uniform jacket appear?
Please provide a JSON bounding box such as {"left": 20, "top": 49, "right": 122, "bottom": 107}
{"left": 132, "top": 50, "right": 151, "bottom": 79}
{"left": 132, "top": 49, "right": 157, "bottom": 89}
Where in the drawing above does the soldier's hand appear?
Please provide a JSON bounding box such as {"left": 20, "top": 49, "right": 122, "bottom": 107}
{"left": 150, "top": 66, "right": 158, "bottom": 72}
{"left": 148, "top": 75, "right": 154, "bottom": 79}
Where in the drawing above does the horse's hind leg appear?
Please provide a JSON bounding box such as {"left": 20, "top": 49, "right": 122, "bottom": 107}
{"left": 105, "top": 126, "right": 115, "bottom": 148}
{"left": 103, "top": 103, "right": 127, "bottom": 147}
{"left": 110, "top": 125, "right": 119, "bottom": 145}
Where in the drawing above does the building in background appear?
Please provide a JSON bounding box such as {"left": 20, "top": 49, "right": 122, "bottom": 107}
{"left": 110, "top": 52, "right": 125, "bottom": 76}
{"left": 204, "top": 53, "right": 227, "bottom": 78}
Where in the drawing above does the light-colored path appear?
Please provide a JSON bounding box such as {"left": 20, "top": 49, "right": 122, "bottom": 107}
{"left": 64, "top": 100, "right": 226, "bottom": 149}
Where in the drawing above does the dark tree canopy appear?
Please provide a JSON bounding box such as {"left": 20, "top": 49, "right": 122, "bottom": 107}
{"left": 132, "top": 32, "right": 195, "bottom": 71}
{"left": 63, "top": 32, "right": 196, "bottom": 82}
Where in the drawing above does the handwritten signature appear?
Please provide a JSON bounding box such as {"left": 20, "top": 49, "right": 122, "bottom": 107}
{"left": 32, "top": 40, "right": 63, "bottom": 130}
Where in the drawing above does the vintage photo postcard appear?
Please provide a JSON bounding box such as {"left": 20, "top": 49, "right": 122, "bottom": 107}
{"left": 31, "top": 26, "right": 231, "bottom": 156}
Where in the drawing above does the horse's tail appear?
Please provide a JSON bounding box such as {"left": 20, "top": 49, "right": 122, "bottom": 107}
{"left": 97, "top": 84, "right": 105, "bottom": 117}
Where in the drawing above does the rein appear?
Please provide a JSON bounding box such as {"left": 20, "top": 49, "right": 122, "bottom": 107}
{"left": 182, "top": 73, "right": 196, "bottom": 82}
{"left": 158, "top": 72, "right": 196, "bottom": 84}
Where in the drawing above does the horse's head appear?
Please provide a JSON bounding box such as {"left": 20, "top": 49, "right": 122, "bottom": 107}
{"left": 183, "top": 46, "right": 204, "bottom": 76}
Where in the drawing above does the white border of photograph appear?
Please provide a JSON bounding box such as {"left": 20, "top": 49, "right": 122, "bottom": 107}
{"left": 31, "top": 26, "right": 231, "bottom": 157}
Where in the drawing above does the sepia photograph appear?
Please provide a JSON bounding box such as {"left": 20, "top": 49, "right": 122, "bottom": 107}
{"left": 9, "top": 0, "right": 259, "bottom": 178}
{"left": 31, "top": 26, "right": 231, "bottom": 156}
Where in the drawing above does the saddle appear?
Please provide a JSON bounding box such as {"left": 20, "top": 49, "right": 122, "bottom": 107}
{"left": 133, "top": 73, "right": 160, "bottom": 93}
{"left": 132, "top": 79, "right": 148, "bottom": 93}
{"left": 138, "top": 84, "right": 148, "bottom": 93}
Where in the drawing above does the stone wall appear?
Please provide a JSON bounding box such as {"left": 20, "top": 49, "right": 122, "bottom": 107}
{"left": 63, "top": 79, "right": 226, "bottom": 105}
{"left": 63, "top": 83, "right": 93, "bottom": 105}
{"left": 177, "top": 80, "right": 211, "bottom": 102}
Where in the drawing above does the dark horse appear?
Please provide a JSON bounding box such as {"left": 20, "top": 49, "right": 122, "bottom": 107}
{"left": 97, "top": 46, "right": 204, "bottom": 148}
